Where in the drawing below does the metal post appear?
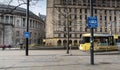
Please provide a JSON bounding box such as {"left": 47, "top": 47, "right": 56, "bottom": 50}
{"left": 26, "top": 0, "right": 29, "bottom": 56}
{"left": 90, "top": 0, "right": 94, "bottom": 65}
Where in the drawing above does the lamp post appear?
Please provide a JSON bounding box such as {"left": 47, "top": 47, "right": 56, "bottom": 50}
{"left": 26, "top": 0, "right": 29, "bottom": 56}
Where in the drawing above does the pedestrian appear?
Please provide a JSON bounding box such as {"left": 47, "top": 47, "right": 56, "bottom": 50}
{"left": 2, "top": 45, "right": 5, "bottom": 50}
{"left": 8, "top": 45, "right": 11, "bottom": 49}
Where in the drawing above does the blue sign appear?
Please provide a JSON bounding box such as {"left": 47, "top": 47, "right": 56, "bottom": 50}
{"left": 24, "top": 32, "right": 30, "bottom": 38}
{"left": 87, "top": 17, "right": 98, "bottom": 28}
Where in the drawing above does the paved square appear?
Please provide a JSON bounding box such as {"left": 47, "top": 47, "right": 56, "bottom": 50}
{"left": 0, "top": 49, "right": 120, "bottom": 70}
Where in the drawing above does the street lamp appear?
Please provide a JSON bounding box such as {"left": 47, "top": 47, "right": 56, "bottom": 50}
{"left": 26, "top": 0, "right": 29, "bottom": 56}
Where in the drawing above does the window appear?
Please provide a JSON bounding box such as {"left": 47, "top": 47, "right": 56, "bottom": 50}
{"left": 85, "top": 15, "right": 87, "bottom": 20}
{"left": 69, "top": 34, "right": 71, "bottom": 37}
{"left": 80, "top": 21, "right": 82, "bottom": 26}
{"left": 75, "top": 34, "right": 77, "bottom": 37}
{"left": 100, "top": 16, "right": 102, "bottom": 20}
{"left": 110, "top": 16, "right": 112, "bottom": 20}
{"left": 74, "top": 15, "right": 77, "bottom": 19}
{"left": 6, "top": 16, "right": 9, "bottom": 23}
{"left": 64, "top": 34, "right": 67, "bottom": 37}
{"left": 105, "top": 10, "right": 107, "bottom": 15}
{"left": 17, "top": 19, "right": 20, "bottom": 27}
{"left": 30, "top": 32, "right": 32, "bottom": 37}
{"left": 69, "top": 8, "right": 71, "bottom": 12}
{"left": 58, "top": 14, "right": 61, "bottom": 19}
{"left": 69, "top": 21, "right": 72, "bottom": 26}
{"left": 69, "top": 27, "right": 72, "bottom": 31}
{"left": 80, "top": 15, "right": 82, "bottom": 19}
{"left": 85, "top": 27, "right": 87, "bottom": 32}
{"left": 10, "top": 16, "right": 13, "bottom": 24}
{"left": 30, "top": 20, "right": 32, "bottom": 27}
{"left": 16, "top": 31, "right": 20, "bottom": 36}
{"left": 64, "top": 27, "right": 66, "bottom": 31}
{"left": 95, "top": 9, "right": 97, "bottom": 14}
{"left": 16, "top": 39, "right": 20, "bottom": 44}
{"left": 114, "top": 16, "right": 116, "bottom": 21}
{"left": 105, "top": 28, "right": 107, "bottom": 32}
{"left": 58, "top": 20, "right": 61, "bottom": 25}
{"left": 64, "top": 20, "right": 66, "bottom": 26}
{"left": 74, "top": 8, "right": 77, "bottom": 13}
{"left": 80, "top": 27, "right": 82, "bottom": 32}
{"left": 80, "top": 9, "right": 82, "bottom": 13}
{"left": 100, "top": 28, "right": 102, "bottom": 32}
{"left": 23, "top": 18, "right": 26, "bottom": 27}
{"left": 1, "top": 15, "right": 4, "bottom": 22}
{"left": 33, "top": 21, "right": 35, "bottom": 28}
{"left": 78, "top": 0, "right": 82, "bottom": 5}
{"left": 109, "top": 10, "right": 112, "bottom": 15}
{"left": 105, "top": 16, "right": 106, "bottom": 20}
{"left": 34, "top": 33, "right": 37, "bottom": 37}
{"left": 85, "top": 9, "right": 87, "bottom": 13}
{"left": 99, "top": 10, "right": 102, "bottom": 14}
{"left": 58, "top": 33, "right": 61, "bottom": 37}
{"left": 80, "top": 34, "right": 82, "bottom": 38}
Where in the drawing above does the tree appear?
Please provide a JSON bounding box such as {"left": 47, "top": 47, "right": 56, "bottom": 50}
{"left": 52, "top": 0, "right": 79, "bottom": 54}
{"left": 0, "top": 0, "right": 43, "bottom": 14}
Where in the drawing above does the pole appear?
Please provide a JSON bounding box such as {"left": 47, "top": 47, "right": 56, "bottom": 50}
{"left": 26, "top": 0, "right": 29, "bottom": 56}
{"left": 90, "top": 0, "right": 94, "bottom": 65}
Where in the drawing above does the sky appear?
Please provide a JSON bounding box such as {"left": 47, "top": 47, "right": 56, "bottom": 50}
{"left": 0, "top": 0, "right": 46, "bottom": 15}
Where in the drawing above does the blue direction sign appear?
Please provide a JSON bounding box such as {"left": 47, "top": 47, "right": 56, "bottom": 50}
{"left": 24, "top": 32, "right": 30, "bottom": 38}
{"left": 87, "top": 17, "right": 98, "bottom": 28}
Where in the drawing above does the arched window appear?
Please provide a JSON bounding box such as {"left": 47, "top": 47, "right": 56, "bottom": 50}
{"left": 74, "top": 40, "right": 77, "bottom": 46}
{"left": 69, "top": 40, "right": 72, "bottom": 44}
{"left": 57, "top": 40, "right": 61, "bottom": 46}
{"left": 63, "top": 40, "right": 67, "bottom": 46}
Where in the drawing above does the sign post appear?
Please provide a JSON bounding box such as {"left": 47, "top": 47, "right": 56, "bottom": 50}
{"left": 88, "top": 0, "right": 98, "bottom": 65}
{"left": 87, "top": 16, "right": 98, "bottom": 65}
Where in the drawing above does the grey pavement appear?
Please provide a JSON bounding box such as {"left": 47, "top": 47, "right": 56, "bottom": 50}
{"left": 0, "top": 49, "right": 120, "bottom": 70}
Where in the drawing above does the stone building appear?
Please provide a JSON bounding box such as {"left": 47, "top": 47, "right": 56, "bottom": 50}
{"left": 46, "top": 0, "right": 120, "bottom": 46}
{"left": 0, "top": 4, "right": 45, "bottom": 47}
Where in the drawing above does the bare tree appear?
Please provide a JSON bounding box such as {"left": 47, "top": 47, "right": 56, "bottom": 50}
{"left": 52, "top": 0, "right": 80, "bottom": 54}
{"left": 0, "top": 0, "right": 43, "bottom": 14}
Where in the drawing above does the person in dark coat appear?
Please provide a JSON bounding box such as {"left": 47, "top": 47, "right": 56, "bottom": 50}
{"left": 8, "top": 45, "right": 11, "bottom": 49}
{"left": 2, "top": 44, "right": 6, "bottom": 50}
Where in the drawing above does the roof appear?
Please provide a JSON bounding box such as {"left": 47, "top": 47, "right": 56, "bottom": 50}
{"left": 0, "top": 4, "right": 43, "bottom": 21}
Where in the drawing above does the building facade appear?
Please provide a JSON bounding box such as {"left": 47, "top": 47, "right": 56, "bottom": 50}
{"left": 46, "top": 0, "right": 120, "bottom": 46}
{"left": 0, "top": 4, "right": 45, "bottom": 47}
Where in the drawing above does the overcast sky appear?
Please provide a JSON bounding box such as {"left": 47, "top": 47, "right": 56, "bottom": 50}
{"left": 0, "top": 0, "right": 46, "bottom": 15}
